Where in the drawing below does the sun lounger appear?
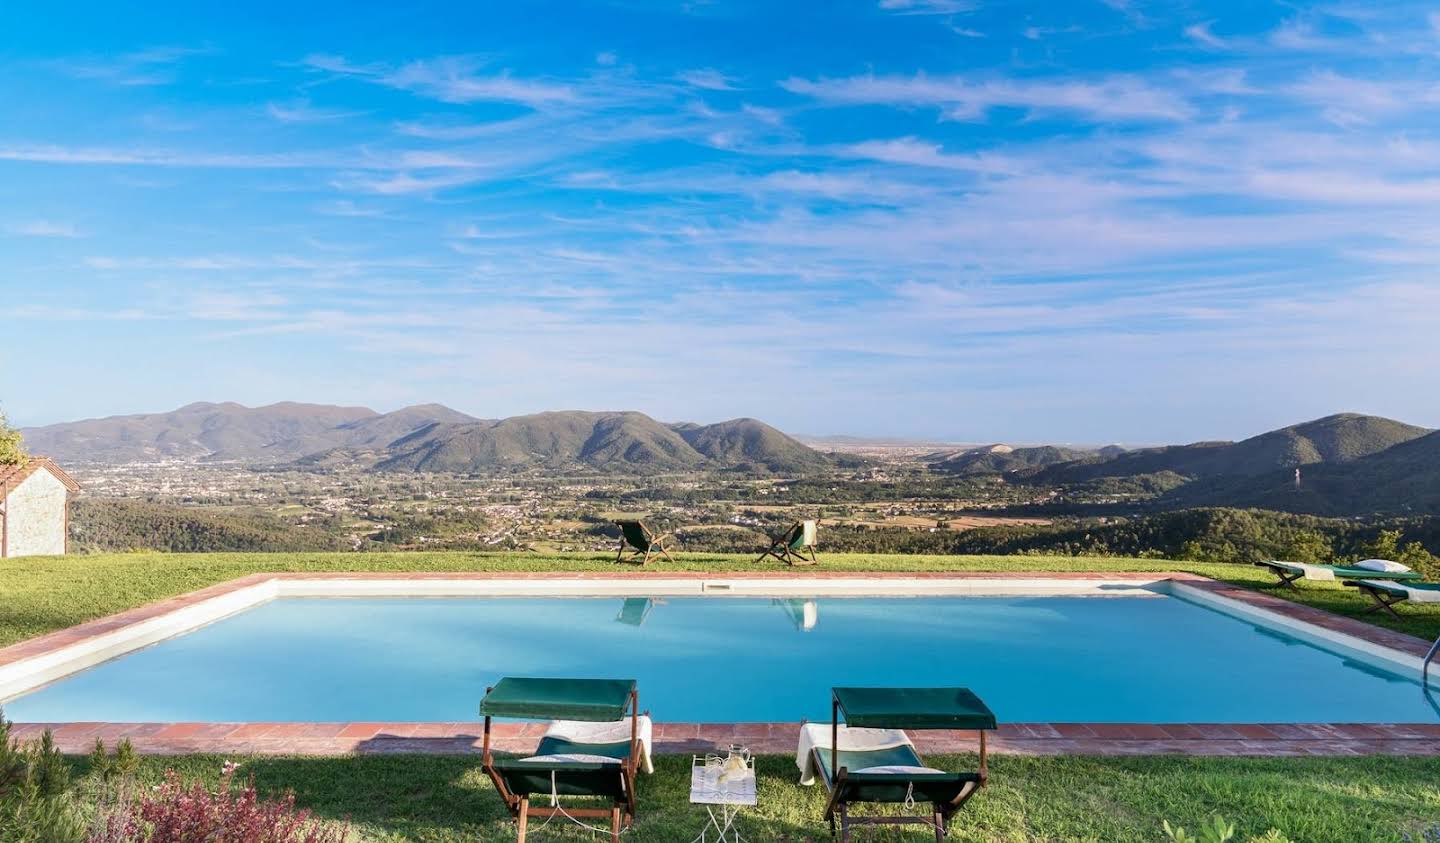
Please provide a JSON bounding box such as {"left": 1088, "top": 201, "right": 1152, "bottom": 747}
{"left": 1253, "top": 559, "right": 1421, "bottom": 590}
{"left": 613, "top": 520, "right": 673, "bottom": 565}
{"left": 480, "top": 677, "right": 648, "bottom": 842}
{"left": 1343, "top": 579, "right": 1440, "bottom": 618}
{"left": 758, "top": 519, "right": 819, "bottom": 565}
{"left": 798, "top": 686, "right": 996, "bottom": 841}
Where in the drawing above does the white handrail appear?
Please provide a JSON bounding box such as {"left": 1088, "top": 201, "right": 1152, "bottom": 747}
{"left": 1424, "top": 635, "right": 1440, "bottom": 687}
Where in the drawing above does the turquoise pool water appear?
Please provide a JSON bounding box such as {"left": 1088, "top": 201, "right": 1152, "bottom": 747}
{"left": 6, "top": 593, "right": 1437, "bottom": 723}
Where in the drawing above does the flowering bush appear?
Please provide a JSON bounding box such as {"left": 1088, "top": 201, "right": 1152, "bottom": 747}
{"left": 130, "top": 764, "right": 348, "bottom": 843}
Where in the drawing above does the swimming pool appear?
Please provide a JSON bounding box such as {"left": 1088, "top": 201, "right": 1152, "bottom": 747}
{"left": 4, "top": 578, "right": 1436, "bottom": 724}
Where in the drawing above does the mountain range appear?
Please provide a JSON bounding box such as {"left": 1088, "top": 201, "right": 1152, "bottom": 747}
{"left": 927, "top": 413, "right": 1438, "bottom": 516}
{"left": 21, "top": 402, "right": 832, "bottom": 474}
{"left": 23, "top": 404, "right": 1440, "bottom": 514}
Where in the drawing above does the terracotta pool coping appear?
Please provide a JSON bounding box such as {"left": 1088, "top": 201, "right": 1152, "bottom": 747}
{"left": 12, "top": 720, "right": 1440, "bottom": 758}
{"left": 5, "top": 571, "right": 1437, "bottom": 757}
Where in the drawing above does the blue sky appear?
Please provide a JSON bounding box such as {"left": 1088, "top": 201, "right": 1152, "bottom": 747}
{"left": 3, "top": 0, "right": 1440, "bottom": 443}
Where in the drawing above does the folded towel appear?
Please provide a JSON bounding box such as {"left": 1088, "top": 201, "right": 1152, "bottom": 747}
{"left": 518, "top": 753, "right": 622, "bottom": 765}
{"left": 1282, "top": 562, "right": 1334, "bottom": 581}
{"left": 544, "top": 716, "right": 654, "bottom": 774}
{"left": 796, "top": 723, "right": 912, "bottom": 786}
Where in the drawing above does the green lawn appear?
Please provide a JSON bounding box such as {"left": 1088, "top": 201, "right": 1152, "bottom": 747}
{"left": 3, "top": 550, "right": 1438, "bottom": 648}
{"left": 60, "top": 752, "right": 1440, "bottom": 842}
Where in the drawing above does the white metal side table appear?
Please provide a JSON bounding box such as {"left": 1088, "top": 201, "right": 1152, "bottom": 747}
{"left": 688, "top": 753, "right": 757, "bottom": 842}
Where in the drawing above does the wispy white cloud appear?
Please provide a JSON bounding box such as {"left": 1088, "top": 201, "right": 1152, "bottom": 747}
{"left": 45, "top": 44, "right": 215, "bottom": 86}
{"left": 0, "top": 143, "right": 329, "bottom": 169}
{"left": 837, "top": 137, "right": 1019, "bottom": 174}
{"left": 1184, "top": 21, "right": 1228, "bottom": 49}
{"left": 6, "top": 220, "right": 81, "bottom": 238}
{"left": 877, "top": 0, "right": 976, "bottom": 15}
{"left": 677, "top": 68, "right": 737, "bottom": 90}
{"left": 303, "top": 53, "right": 578, "bottom": 107}
{"left": 313, "top": 199, "right": 386, "bottom": 217}
{"left": 780, "top": 72, "right": 1195, "bottom": 122}
{"left": 265, "top": 99, "right": 364, "bottom": 123}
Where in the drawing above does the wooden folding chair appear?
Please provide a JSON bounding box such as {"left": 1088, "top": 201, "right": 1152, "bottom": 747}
{"left": 614, "top": 520, "right": 674, "bottom": 565}
{"left": 758, "top": 519, "right": 819, "bottom": 565}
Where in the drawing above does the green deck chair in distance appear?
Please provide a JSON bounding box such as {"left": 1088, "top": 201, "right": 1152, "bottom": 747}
{"left": 758, "top": 519, "right": 819, "bottom": 565}
{"left": 480, "top": 677, "right": 644, "bottom": 842}
{"left": 613, "top": 520, "right": 674, "bottom": 565}
{"left": 807, "top": 686, "right": 996, "bottom": 842}
{"left": 1253, "top": 559, "right": 1422, "bottom": 590}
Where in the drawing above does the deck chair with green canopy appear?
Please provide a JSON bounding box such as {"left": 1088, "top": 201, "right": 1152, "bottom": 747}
{"left": 613, "top": 520, "right": 673, "bottom": 565}
{"left": 799, "top": 686, "right": 997, "bottom": 842}
{"left": 480, "top": 677, "right": 646, "bottom": 842}
{"left": 758, "top": 519, "right": 819, "bottom": 565}
{"left": 1254, "top": 559, "right": 1423, "bottom": 590}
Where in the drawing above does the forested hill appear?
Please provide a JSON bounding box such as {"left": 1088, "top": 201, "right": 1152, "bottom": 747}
{"left": 1023, "top": 413, "right": 1430, "bottom": 485}
{"left": 934, "top": 413, "right": 1439, "bottom": 517}
{"left": 377, "top": 412, "right": 833, "bottom": 473}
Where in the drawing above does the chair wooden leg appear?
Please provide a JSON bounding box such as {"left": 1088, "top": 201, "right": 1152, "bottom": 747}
{"left": 610, "top": 805, "right": 621, "bottom": 842}
{"left": 934, "top": 808, "right": 946, "bottom": 841}
{"left": 516, "top": 797, "right": 528, "bottom": 843}
{"left": 839, "top": 803, "right": 850, "bottom": 843}
{"left": 615, "top": 540, "right": 625, "bottom": 564}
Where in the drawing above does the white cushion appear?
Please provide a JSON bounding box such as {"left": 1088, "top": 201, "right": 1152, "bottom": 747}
{"left": 518, "top": 753, "right": 621, "bottom": 765}
{"left": 851, "top": 765, "right": 947, "bottom": 775}
{"left": 1355, "top": 559, "right": 1411, "bottom": 573}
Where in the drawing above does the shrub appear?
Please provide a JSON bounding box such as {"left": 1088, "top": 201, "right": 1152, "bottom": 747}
{"left": 133, "top": 763, "right": 348, "bottom": 843}
{"left": 0, "top": 710, "right": 85, "bottom": 843}
{"left": 0, "top": 411, "right": 25, "bottom": 467}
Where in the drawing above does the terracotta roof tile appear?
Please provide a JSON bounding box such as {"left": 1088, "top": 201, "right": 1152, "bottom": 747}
{"left": 0, "top": 457, "right": 82, "bottom": 493}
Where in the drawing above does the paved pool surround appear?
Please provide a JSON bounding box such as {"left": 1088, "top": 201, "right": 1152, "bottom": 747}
{"left": 4, "top": 571, "right": 1438, "bottom": 758}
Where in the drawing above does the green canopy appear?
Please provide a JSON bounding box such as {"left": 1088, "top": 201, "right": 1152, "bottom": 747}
{"left": 480, "top": 677, "right": 636, "bottom": 721}
{"left": 834, "top": 686, "right": 996, "bottom": 731}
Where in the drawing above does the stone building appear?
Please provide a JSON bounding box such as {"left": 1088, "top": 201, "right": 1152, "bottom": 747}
{"left": 0, "top": 458, "right": 81, "bottom": 558}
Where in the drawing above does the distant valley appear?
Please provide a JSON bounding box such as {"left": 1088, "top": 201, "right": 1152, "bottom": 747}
{"left": 22, "top": 404, "right": 1440, "bottom": 517}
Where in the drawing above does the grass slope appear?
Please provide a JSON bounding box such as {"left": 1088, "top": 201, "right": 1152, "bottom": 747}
{"left": 3, "top": 552, "right": 1438, "bottom": 647}
{"left": 50, "top": 753, "right": 1440, "bottom": 842}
